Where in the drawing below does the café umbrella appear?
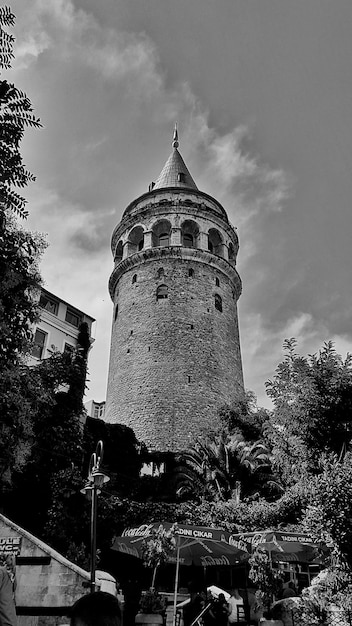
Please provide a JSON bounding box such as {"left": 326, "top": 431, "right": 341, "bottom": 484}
{"left": 228, "top": 530, "right": 322, "bottom": 563}
{"left": 111, "top": 523, "right": 248, "bottom": 626}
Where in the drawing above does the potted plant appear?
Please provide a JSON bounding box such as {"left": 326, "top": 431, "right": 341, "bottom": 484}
{"left": 248, "top": 548, "right": 284, "bottom": 625}
{"left": 135, "top": 523, "right": 177, "bottom": 626}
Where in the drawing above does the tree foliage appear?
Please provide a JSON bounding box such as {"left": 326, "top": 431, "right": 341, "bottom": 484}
{"left": 175, "top": 431, "right": 277, "bottom": 502}
{"left": 265, "top": 339, "right": 352, "bottom": 485}
{"left": 0, "top": 6, "right": 41, "bottom": 218}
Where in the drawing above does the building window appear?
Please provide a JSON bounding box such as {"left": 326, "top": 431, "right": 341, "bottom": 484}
{"left": 216, "top": 277, "right": 220, "bottom": 287}
{"left": 64, "top": 343, "right": 75, "bottom": 353}
{"left": 157, "top": 267, "right": 164, "bottom": 279}
{"left": 93, "top": 403, "right": 105, "bottom": 419}
{"left": 39, "top": 293, "right": 58, "bottom": 315}
{"left": 132, "top": 274, "right": 137, "bottom": 284}
{"left": 65, "top": 308, "right": 81, "bottom": 328}
{"left": 114, "top": 305, "right": 119, "bottom": 322}
{"left": 215, "top": 294, "right": 223, "bottom": 312}
{"left": 183, "top": 233, "right": 194, "bottom": 248}
{"left": 152, "top": 219, "right": 172, "bottom": 248}
{"left": 208, "top": 229, "right": 223, "bottom": 257}
{"left": 31, "top": 329, "right": 47, "bottom": 359}
{"left": 159, "top": 233, "right": 170, "bottom": 247}
{"left": 177, "top": 172, "right": 185, "bottom": 183}
{"left": 156, "top": 284, "right": 168, "bottom": 300}
{"left": 228, "top": 242, "right": 235, "bottom": 261}
{"left": 188, "top": 268, "right": 194, "bottom": 277}
{"left": 127, "top": 226, "right": 144, "bottom": 256}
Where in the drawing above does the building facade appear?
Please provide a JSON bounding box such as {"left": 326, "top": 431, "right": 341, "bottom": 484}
{"left": 28, "top": 288, "right": 95, "bottom": 365}
{"left": 105, "top": 129, "right": 244, "bottom": 451}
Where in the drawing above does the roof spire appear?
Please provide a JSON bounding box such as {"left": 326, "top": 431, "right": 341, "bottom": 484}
{"left": 152, "top": 124, "right": 198, "bottom": 191}
{"left": 172, "top": 122, "right": 179, "bottom": 149}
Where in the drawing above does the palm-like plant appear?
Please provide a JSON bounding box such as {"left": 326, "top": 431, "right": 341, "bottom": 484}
{"left": 175, "top": 432, "right": 276, "bottom": 502}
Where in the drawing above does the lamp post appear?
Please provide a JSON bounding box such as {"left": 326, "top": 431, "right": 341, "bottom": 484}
{"left": 81, "top": 440, "right": 110, "bottom": 593}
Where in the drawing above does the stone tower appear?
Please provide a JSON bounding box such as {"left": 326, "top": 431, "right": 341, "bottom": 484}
{"left": 105, "top": 128, "right": 244, "bottom": 451}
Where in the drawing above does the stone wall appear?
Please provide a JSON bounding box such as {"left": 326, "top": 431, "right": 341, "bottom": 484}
{"left": 105, "top": 186, "right": 244, "bottom": 452}
{"left": 105, "top": 251, "right": 243, "bottom": 451}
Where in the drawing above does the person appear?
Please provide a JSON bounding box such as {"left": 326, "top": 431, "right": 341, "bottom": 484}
{"left": 282, "top": 581, "right": 298, "bottom": 599}
{"left": 209, "top": 593, "right": 230, "bottom": 626}
{"left": 227, "top": 589, "right": 244, "bottom": 624}
{"left": 0, "top": 564, "right": 17, "bottom": 626}
{"left": 183, "top": 584, "right": 205, "bottom": 626}
{"left": 70, "top": 591, "right": 121, "bottom": 626}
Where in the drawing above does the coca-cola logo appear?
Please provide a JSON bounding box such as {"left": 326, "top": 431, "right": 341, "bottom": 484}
{"left": 200, "top": 555, "right": 230, "bottom": 567}
{"left": 115, "top": 542, "right": 139, "bottom": 558}
{"left": 122, "top": 524, "right": 154, "bottom": 537}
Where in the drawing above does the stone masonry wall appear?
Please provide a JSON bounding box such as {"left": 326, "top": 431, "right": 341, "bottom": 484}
{"left": 105, "top": 252, "right": 243, "bottom": 451}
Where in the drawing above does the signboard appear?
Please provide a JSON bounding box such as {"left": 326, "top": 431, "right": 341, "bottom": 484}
{"left": 0, "top": 536, "right": 22, "bottom": 555}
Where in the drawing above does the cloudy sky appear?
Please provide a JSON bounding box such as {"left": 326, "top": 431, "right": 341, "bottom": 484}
{"left": 8, "top": 0, "right": 352, "bottom": 407}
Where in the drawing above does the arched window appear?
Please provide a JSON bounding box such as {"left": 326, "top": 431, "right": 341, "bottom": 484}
{"left": 216, "top": 277, "right": 220, "bottom": 287}
{"left": 215, "top": 294, "right": 222, "bottom": 312}
{"left": 156, "top": 284, "right": 168, "bottom": 300}
{"left": 183, "top": 234, "right": 193, "bottom": 248}
{"left": 208, "top": 229, "right": 223, "bottom": 257}
{"left": 188, "top": 268, "right": 194, "bottom": 277}
{"left": 181, "top": 220, "right": 199, "bottom": 248}
{"left": 114, "top": 240, "right": 123, "bottom": 263}
{"left": 228, "top": 242, "right": 235, "bottom": 261}
{"left": 132, "top": 274, "right": 137, "bottom": 284}
{"left": 159, "top": 233, "right": 170, "bottom": 247}
{"left": 157, "top": 267, "right": 164, "bottom": 279}
{"left": 152, "top": 220, "right": 172, "bottom": 248}
{"left": 127, "top": 226, "right": 144, "bottom": 256}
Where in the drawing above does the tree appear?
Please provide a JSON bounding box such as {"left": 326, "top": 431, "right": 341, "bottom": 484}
{"left": 265, "top": 339, "right": 352, "bottom": 485}
{"left": 302, "top": 453, "right": 352, "bottom": 569}
{"left": 0, "top": 6, "right": 44, "bottom": 490}
{"left": 175, "top": 431, "right": 276, "bottom": 502}
{"left": 248, "top": 548, "right": 283, "bottom": 616}
{"left": 0, "top": 6, "right": 41, "bottom": 219}
{"left": 0, "top": 216, "right": 45, "bottom": 366}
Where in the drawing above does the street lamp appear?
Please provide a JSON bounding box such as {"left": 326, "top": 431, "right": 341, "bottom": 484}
{"left": 81, "top": 440, "right": 110, "bottom": 593}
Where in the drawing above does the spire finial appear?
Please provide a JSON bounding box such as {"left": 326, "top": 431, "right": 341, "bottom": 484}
{"left": 172, "top": 122, "right": 179, "bottom": 149}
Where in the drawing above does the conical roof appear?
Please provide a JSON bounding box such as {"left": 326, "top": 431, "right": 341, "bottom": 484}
{"left": 153, "top": 126, "right": 198, "bottom": 191}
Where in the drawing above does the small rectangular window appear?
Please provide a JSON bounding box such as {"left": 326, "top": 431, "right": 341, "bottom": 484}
{"left": 39, "top": 293, "right": 58, "bottom": 315}
{"left": 64, "top": 343, "right": 75, "bottom": 353}
{"left": 31, "top": 329, "right": 47, "bottom": 359}
{"left": 65, "top": 308, "right": 81, "bottom": 327}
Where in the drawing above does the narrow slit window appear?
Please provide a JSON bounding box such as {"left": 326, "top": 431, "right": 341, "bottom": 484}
{"left": 132, "top": 274, "right": 137, "bottom": 284}
{"left": 215, "top": 294, "right": 223, "bottom": 312}
{"left": 216, "top": 277, "right": 220, "bottom": 287}
{"left": 188, "top": 268, "right": 194, "bottom": 277}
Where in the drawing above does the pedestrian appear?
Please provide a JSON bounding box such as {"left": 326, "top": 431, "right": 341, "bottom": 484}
{"left": 0, "top": 563, "right": 17, "bottom": 626}
{"left": 209, "top": 593, "right": 230, "bottom": 626}
{"left": 183, "top": 583, "right": 205, "bottom": 626}
{"left": 70, "top": 591, "right": 121, "bottom": 626}
{"left": 227, "top": 589, "right": 244, "bottom": 624}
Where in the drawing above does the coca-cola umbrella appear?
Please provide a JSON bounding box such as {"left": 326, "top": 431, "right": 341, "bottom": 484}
{"left": 112, "top": 522, "right": 248, "bottom": 625}
{"left": 228, "top": 530, "right": 323, "bottom": 563}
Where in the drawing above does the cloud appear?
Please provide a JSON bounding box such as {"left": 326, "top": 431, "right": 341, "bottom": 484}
{"left": 12, "top": 0, "right": 296, "bottom": 406}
